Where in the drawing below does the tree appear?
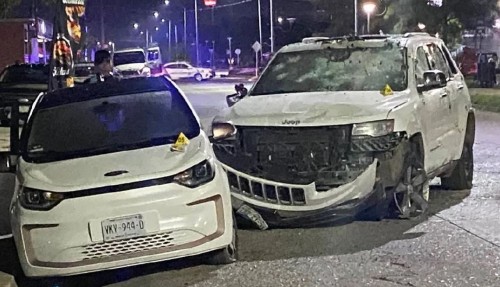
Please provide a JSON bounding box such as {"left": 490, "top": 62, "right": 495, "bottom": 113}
{"left": 380, "top": 0, "right": 499, "bottom": 48}
{"left": 0, "top": 0, "right": 21, "bottom": 18}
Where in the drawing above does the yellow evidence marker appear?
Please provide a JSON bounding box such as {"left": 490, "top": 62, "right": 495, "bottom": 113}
{"left": 171, "top": 132, "right": 190, "bottom": 152}
{"left": 381, "top": 84, "right": 394, "bottom": 96}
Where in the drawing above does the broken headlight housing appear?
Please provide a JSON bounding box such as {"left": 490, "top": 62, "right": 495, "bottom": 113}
{"left": 352, "top": 120, "right": 394, "bottom": 137}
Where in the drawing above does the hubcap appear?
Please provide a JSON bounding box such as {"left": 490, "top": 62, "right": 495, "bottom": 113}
{"left": 394, "top": 163, "right": 429, "bottom": 219}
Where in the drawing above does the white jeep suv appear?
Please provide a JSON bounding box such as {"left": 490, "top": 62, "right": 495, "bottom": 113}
{"left": 212, "top": 33, "right": 475, "bottom": 228}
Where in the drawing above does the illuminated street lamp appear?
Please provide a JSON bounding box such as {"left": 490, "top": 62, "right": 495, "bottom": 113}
{"left": 418, "top": 22, "right": 426, "bottom": 30}
{"left": 363, "top": 2, "right": 376, "bottom": 34}
{"left": 154, "top": 11, "right": 160, "bottom": 18}
{"left": 277, "top": 16, "right": 284, "bottom": 24}
{"left": 133, "top": 23, "right": 139, "bottom": 29}
{"left": 164, "top": 0, "right": 170, "bottom": 5}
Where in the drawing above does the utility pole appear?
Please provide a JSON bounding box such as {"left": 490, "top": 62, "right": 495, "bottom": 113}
{"left": 195, "top": 0, "right": 200, "bottom": 66}
{"left": 354, "top": 0, "right": 358, "bottom": 35}
{"left": 270, "top": 0, "right": 274, "bottom": 53}
{"left": 100, "top": 0, "right": 105, "bottom": 43}
{"left": 258, "top": 0, "right": 263, "bottom": 61}
{"left": 168, "top": 20, "right": 172, "bottom": 61}
{"left": 183, "top": 8, "right": 187, "bottom": 53}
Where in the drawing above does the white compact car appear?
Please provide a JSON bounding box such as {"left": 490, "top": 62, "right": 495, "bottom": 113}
{"left": 0, "top": 77, "right": 237, "bottom": 277}
{"left": 212, "top": 33, "right": 475, "bottom": 228}
{"left": 113, "top": 48, "right": 151, "bottom": 78}
{"left": 163, "top": 62, "right": 214, "bottom": 82}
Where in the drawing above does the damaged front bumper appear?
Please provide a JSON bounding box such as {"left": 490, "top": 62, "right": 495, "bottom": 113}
{"left": 223, "top": 160, "right": 382, "bottom": 228}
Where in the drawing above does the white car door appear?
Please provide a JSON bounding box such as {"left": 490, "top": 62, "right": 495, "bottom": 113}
{"left": 179, "top": 63, "right": 195, "bottom": 78}
{"left": 414, "top": 45, "right": 451, "bottom": 172}
{"left": 165, "top": 64, "right": 181, "bottom": 80}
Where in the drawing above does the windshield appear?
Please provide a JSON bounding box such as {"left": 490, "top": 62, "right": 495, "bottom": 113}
{"left": 113, "top": 51, "right": 146, "bottom": 66}
{"left": 23, "top": 90, "right": 200, "bottom": 163}
{"left": 251, "top": 45, "right": 407, "bottom": 95}
{"left": 0, "top": 65, "right": 49, "bottom": 84}
{"left": 74, "top": 65, "right": 94, "bottom": 77}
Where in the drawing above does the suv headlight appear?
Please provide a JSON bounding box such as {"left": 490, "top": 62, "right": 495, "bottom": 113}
{"left": 20, "top": 187, "right": 65, "bottom": 210}
{"left": 174, "top": 160, "right": 215, "bottom": 188}
{"left": 352, "top": 120, "right": 394, "bottom": 137}
{"left": 212, "top": 122, "right": 237, "bottom": 141}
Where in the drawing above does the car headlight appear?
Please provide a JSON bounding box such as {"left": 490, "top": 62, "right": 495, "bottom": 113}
{"left": 20, "top": 187, "right": 65, "bottom": 210}
{"left": 174, "top": 160, "right": 215, "bottom": 188}
{"left": 141, "top": 67, "right": 151, "bottom": 76}
{"left": 352, "top": 120, "right": 394, "bottom": 137}
{"left": 212, "top": 122, "right": 237, "bottom": 141}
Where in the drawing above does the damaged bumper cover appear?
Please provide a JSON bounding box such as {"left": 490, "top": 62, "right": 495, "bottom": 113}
{"left": 224, "top": 160, "right": 382, "bottom": 227}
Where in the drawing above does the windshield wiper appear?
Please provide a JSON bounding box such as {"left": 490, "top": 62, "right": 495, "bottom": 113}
{"left": 253, "top": 89, "right": 307, "bottom": 96}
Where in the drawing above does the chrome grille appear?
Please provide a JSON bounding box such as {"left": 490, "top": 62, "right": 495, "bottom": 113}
{"left": 82, "top": 231, "right": 191, "bottom": 260}
{"left": 226, "top": 170, "right": 306, "bottom": 205}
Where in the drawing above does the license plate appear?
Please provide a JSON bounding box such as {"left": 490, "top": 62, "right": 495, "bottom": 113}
{"left": 101, "top": 214, "right": 147, "bottom": 242}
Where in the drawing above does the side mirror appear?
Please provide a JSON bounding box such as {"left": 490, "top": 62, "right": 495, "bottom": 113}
{"left": 417, "top": 70, "right": 447, "bottom": 93}
{"left": 226, "top": 84, "right": 248, "bottom": 107}
{"left": 0, "top": 152, "right": 13, "bottom": 173}
{"left": 226, "top": 94, "right": 242, "bottom": 107}
{"left": 211, "top": 122, "right": 237, "bottom": 142}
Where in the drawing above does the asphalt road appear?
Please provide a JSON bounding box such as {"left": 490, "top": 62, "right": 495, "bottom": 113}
{"left": 1, "top": 81, "right": 500, "bottom": 287}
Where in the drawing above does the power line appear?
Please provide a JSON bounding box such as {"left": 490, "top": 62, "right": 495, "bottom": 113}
{"left": 189, "top": 0, "right": 254, "bottom": 12}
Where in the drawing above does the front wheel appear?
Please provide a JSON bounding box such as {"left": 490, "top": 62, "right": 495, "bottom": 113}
{"left": 194, "top": 73, "right": 203, "bottom": 82}
{"left": 206, "top": 214, "right": 238, "bottom": 265}
{"left": 391, "top": 145, "right": 429, "bottom": 220}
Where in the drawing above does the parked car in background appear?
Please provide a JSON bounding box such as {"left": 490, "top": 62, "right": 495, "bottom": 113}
{"left": 74, "top": 62, "right": 95, "bottom": 85}
{"left": 0, "top": 64, "right": 48, "bottom": 126}
{"left": 2, "top": 77, "right": 237, "bottom": 277}
{"left": 113, "top": 48, "right": 151, "bottom": 79}
{"left": 163, "top": 62, "right": 214, "bottom": 82}
{"left": 212, "top": 33, "right": 475, "bottom": 228}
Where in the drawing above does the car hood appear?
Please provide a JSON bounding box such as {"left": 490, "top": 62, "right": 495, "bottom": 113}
{"left": 114, "top": 63, "right": 146, "bottom": 71}
{"left": 222, "top": 90, "right": 410, "bottom": 126}
{"left": 20, "top": 133, "right": 210, "bottom": 192}
{"left": 0, "top": 83, "right": 47, "bottom": 100}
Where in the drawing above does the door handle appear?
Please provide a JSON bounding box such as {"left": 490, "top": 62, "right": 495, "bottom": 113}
{"left": 440, "top": 93, "right": 448, "bottom": 98}
{"left": 458, "top": 85, "right": 464, "bottom": 90}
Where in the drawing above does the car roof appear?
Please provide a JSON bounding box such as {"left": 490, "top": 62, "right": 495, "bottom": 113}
{"left": 280, "top": 33, "right": 440, "bottom": 54}
{"left": 114, "top": 48, "right": 145, "bottom": 54}
{"left": 4, "top": 63, "right": 48, "bottom": 69}
{"left": 36, "top": 77, "right": 173, "bottom": 109}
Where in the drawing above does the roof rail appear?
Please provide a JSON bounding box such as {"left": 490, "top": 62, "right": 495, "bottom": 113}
{"left": 403, "top": 32, "right": 431, "bottom": 38}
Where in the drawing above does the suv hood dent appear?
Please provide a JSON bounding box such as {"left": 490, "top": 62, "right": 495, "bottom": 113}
{"left": 21, "top": 134, "right": 209, "bottom": 192}
{"left": 226, "top": 91, "right": 410, "bottom": 126}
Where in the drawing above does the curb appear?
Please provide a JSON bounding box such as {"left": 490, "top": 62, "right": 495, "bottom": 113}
{"left": 0, "top": 272, "right": 17, "bottom": 287}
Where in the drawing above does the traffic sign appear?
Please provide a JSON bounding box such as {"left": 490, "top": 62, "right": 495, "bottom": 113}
{"left": 252, "top": 41, "right": 262, "bottom": 53}
{"left": 235, "top": 48, "right": 241, "bottom": 55}
{"left": 204, "top": 0, "right": 216, "bottom": 7}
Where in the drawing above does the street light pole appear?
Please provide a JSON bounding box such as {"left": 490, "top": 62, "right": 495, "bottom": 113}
{"left": 270, "top": 0, "right": 274, "bottom": 53}
{"left": 100, "top": 0, "right": 105, "bottom": 43}
{"left": 227, "top": 37, "right": 232, "bottom": 59}
{"left": 183, "top": 8, "right": 187, "bottom": 52}
{"left": 354, "top": 0, "right": 358, "bottom": 35}
{"left": 195, "top": 0, "right": 200, "bottom": 66}
{"left": 168, "top": 20, "right": 172, "bottom": 61}
{"left": 258, "top": 0, "right": 263, "bottom": 60}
